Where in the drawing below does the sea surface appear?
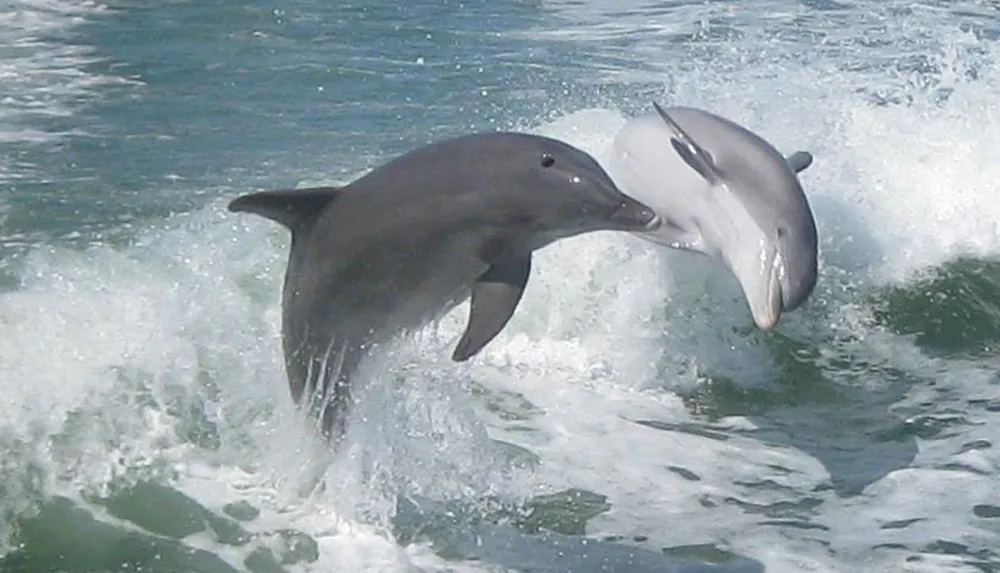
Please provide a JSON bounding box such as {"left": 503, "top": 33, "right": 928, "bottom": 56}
{"left": 2, "top": 0, "right": 1000, "bottom": 572}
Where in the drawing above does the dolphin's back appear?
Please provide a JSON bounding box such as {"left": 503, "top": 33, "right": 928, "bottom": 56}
{"left": 657, "top": 107, "right": 811, "bottom": 213}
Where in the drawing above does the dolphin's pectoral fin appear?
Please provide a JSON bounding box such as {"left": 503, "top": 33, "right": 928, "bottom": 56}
{"left": 228, "top": 186, "right": 342, "bottom": 235}
{"left": 652, "top": 101, "right": 724, "bottom": 186}
{"left": 786, "top": 151, "right": 814, "bottom": 174}
{"left": 669, "top": 139, "right": 720, "bottom": 184}
{"left": 452, "top": 255, "right": 532, "bottom": 362}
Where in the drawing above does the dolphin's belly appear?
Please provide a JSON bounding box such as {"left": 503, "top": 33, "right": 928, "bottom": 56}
{"left": 285, "top": 244, "right": 488, "bottom": 352}
{"left": 609, "top": 142, "right": 714, "bottom": 253}
{"left": 370, "top": 255, "right": 485, "bottom": 334}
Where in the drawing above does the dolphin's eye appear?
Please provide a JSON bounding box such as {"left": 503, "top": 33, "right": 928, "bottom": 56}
{"left": 540, "top": 154, "right": 555, "bottom": 168}
{"left": 777, "top": 226, "right": 788, "bottom": 238}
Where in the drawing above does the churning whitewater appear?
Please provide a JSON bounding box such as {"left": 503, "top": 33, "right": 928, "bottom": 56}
{"left": 1, "top": 1, "right": 1000, "bottom": 573}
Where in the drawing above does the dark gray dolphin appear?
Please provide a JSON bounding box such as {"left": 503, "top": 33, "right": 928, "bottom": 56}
{"left": 229, "top": 132, "right": 660, "bottom": 442}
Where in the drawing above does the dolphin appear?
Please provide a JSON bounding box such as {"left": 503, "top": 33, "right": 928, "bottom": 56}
{"left": 229, "top": 131, "right": 660, "bottom": 442}
{"left": 607, "top": 102, "right": 818, "bottom": 330}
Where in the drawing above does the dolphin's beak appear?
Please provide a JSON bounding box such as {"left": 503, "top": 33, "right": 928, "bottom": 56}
{"left": 609, "top": 197, "right": 661, "bottom": 231}
{"left": 731, "top": 247, "right": 784, "bottom": 331}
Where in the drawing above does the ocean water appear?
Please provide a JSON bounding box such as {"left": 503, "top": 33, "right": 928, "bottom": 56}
{"left": 2, "top": 0, "right": 1000, "bottom": 571}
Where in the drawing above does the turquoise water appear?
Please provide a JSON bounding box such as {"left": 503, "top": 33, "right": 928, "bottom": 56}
{"left": 2, "top": 0, "right": 1000, "bottom": 571}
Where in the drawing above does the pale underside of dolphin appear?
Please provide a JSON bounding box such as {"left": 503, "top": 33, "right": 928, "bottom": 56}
{"left": 229, "top": 131, "right": 659, "bottom": 443}
{"left": 608, "top": 102, "right": 819, "bottom": 330}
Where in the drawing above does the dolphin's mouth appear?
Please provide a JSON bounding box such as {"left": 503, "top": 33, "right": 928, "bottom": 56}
{"left": 608, "top": 198, "right": 661, "bottom": 231}
{"left": 642, "top": 214, "right": 662, "bottom": 231}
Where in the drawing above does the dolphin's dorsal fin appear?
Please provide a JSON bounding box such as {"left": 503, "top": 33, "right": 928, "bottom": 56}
{"left": 228, "top": 186, "right": 341, "bottom": 235}
{"left": 786, "top": 151, "right": 813, "bottom": 174}
{"left": 452, "top": 255, "right": 532, "bottom": 362}
{"left": 652, "top": 101, "right": 724, "bottom": 186}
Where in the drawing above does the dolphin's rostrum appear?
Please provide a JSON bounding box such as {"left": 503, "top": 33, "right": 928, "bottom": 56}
{"left": 230, "top": 131, "right": 660, "bottom": 442}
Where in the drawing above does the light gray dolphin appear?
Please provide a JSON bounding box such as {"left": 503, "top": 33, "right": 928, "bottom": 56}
{"left": 607, "top": 102, "right": 818, "bottom": 330}
{"left": 229, "top": 132, "right": 660, "bottom": 442}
